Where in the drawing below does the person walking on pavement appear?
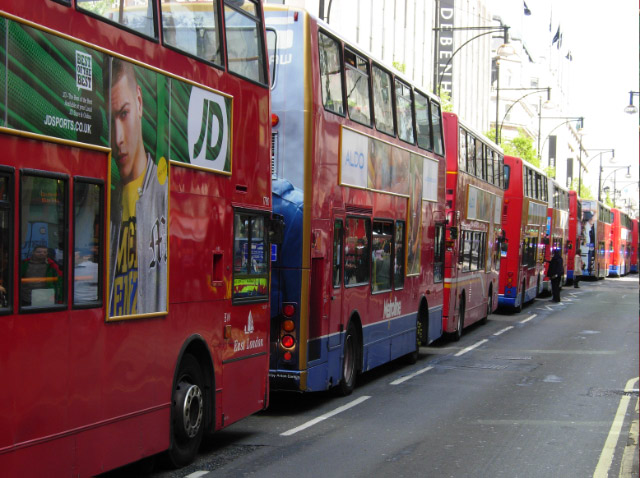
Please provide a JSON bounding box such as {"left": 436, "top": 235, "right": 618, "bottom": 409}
{"left": 547, "top": 249, "right": 564, "bottom": 302}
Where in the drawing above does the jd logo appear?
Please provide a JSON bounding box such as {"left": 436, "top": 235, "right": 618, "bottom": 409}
{"left": 188, "top": 86, "right": 230, "bottom": 172}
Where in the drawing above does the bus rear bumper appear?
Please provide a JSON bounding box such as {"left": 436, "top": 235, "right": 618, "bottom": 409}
{"left": 631, "top": 265, "right": 638, "bottom": 273}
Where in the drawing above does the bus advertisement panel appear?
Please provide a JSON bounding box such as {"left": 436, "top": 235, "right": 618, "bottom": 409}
{"left": 266, "top": 6, "right": 446, "bottom": 394}
{"left": 0, "top": 1, "right": 273, "bottom": 475}
{"left": 498, "top": 156, "right": 547, "bottom": 311}
{"left": 441, "top": 113, "right": 504, "bottom": 339}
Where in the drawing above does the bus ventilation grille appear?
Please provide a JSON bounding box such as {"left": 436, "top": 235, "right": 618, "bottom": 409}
{"left": 345, "top": 204, "right": 373, "bottom": 215}
{"left": 271, "top": 132, "right": 278, "bottom": 178}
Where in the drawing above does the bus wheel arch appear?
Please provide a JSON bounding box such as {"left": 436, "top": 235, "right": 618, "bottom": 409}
{"left": 167, "top": 338, "right": 215, "bottom": 467}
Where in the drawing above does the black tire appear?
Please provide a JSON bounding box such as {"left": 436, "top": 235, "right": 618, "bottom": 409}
{"left": 453, "top": 295, "right": 464, "bottom": 341}
{"left": 167, "top": 354, "right": 205, "bottom": 468}
{"left": 337, "top": 322, "right": 358, "bottom": 396}
{"left": 407, "top": 304, "right": 428, "bottom": 364}
{"left": 480, "top": 288, "right": 492, "bottom": 325}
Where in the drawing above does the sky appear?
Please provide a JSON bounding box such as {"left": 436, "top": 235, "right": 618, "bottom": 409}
{"left": 488, "top": 0, "right": 639, "bottom": 206}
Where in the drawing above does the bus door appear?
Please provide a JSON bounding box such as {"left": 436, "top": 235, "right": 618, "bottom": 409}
{"left": 329, "top": 214, "right": 345, "bottom": 351}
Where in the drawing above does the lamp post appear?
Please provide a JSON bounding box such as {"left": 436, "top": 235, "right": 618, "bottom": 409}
{"left": 579, "top": 149, "right": 615, "bottom": 198}
{"left": 538, "top": 116, "right": 584, "bottom": 164}
{"left": 599, "top": 166, "right": 632, "bottom": 204}
{"left": 432, "top": 25, "right": 511, "bottom": 96}
{"left": 495, "top": 87, "right": 551, "bottom": 144}
{"left": 624, "top": 91, "right": 639, "bottom": 114}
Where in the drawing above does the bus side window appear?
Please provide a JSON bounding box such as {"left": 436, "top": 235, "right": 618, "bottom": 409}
{"left": 20, "top": 173, "right": 68, "bottom": 310}
{"left": 372, "top": 65, "right": 394, "bottom": 136}
{"left": 371, "top": 221, "right": 392, "bottom": 293}
{"left": 73, "top": 180, "right": 103, "bottom": 308}
{"left": 232, "top": 212, "right": 269, "bottom": 302}
{"left": 78, "top": 0, "right": 157, "bottom": 39}
{"left": 394, "top": 221, "right": 405, "bottom": 289}
{"left": 395, "top": 80, "right": 414, "bottom": 144}
{"left": 332, "top": 219, "right": 343, "bottom": 288}
{"left": 430, "top": 100, "right": 445, "bottom": 156}
{"left": 415, "top": 91, "right": 432, "bottom": 151}
{"left": 344, "top": 217, "right": 371, "bottom": 286}
{"left": 224, "top": 0, "right": 268, "bottom": 84}
{"left": 459, "top": 128, "right": 467, "bottom": 172}
{"left": 318, "top": 31, "right": 344, "bottom": 115}
{"left": 433, "top": 223, "right": 444, "bottom": 283}
{"left": 0, "top": 170, "right": 13, "bottom": 312}
{"left": 344, "top": 49, "right": 372, "bottom": 126}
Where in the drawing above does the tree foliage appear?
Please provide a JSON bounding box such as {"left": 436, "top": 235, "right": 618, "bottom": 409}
{"left": 568, "top": 178, "right": 594, "bottom": 199}
{"left": 436, "top": 87, "right": 453, "bottom": 113}
{"left": 485, "top": 128, "right": 540, "bottom": 168}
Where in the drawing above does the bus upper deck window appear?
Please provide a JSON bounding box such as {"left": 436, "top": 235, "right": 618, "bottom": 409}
{"left": 78, "top": 0, "right": 157, "bottom": 39}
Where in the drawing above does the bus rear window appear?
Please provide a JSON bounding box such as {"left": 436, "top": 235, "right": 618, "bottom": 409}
{"left": 161, "top": 0, "right": 222, "bottom": 65}
{"left": 233, "top": 213, "right": 268, "bottom": 301}
{"left": 77, "top": 0, "right": 157, "bottom": 38}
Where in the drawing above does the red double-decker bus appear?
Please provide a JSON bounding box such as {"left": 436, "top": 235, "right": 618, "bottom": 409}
{"left": 266, "top": 6, "right": 446, "bottom": 394}
{"left": 0, "top": 1, "right": 273, "bottom": 475}
{"left": 609, "top": 208, "right": 632, "bottom": 276}
{"left": 542, "top": 179, "right": 569, "bottom": 293}
{"left": 441, "top": 113, "right": 504, "bottom": 339}
{"left": 581, "top": 200, "right": 613, "bottom": 279}
{"left": 498, "top": 156, "right": 547, "bottom": 311}
{"left": 566, "top": 190, "right": 582, "bottom": 284}
{"left": 631, "top": 218, "right": 638, "bottom": 273}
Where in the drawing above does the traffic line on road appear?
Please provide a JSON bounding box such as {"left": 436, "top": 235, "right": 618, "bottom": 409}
{"left": 390, "top": 365, "right": 434, "bottom": 385}
{"left": 593, "top": 377, "right": 639, "bottom": 478}
{"left": 493, "top": 326, "right": 514, "bottom": 336}
{"left": 280, "top": 396, "right": 371, "bottom": 436}
{"left": 454, "top": 339, "right": 488, "bottom": 357}
{"left": 519, "top": 313, "right": 537, "bottom": 324}
{"left": 186, "top": 472, "right": 209, "bottom": 478}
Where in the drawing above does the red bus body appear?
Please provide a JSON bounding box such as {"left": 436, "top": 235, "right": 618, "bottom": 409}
{"left": 267, "top": 6, "right": 445, "bottom": 393}
{"left": 566, "top": 190, "right": 582, "bottom": 283}
{"left": 631, "top": 218, "right": 638, "bottom": 273}
{"left": 580, "top": 200, "right": 613, "bottom": 279}
{"left": 441, "top": 113, "right": 504, "bottom": 337}
{"left": 0, "top": 2, "right": 272, "bottom": 475}
{"left": 498, "top": 156, "right": 547, "bottom": 310}
{"left": 609, "top": 208, "right": 632, "bottom": 276}
{"left": 542, "top": 180, "right": 569, "bottom": 293}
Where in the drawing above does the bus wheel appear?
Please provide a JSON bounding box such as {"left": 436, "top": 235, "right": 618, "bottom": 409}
{"left": 337, "top": 322, "right": 358, "bottom": 396}
{"left": 453, "top": 295, "right": 465, "bottom": 342}
{"left": 168, "top": 354, "right": 205, "bottom": 468}
{"left": 481, "top": 288, "right": 492, "bottom": 325}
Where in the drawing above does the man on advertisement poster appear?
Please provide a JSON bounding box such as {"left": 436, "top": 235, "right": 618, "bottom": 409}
{"left": 109, "top": 58, "right": 168, "bottom": 318}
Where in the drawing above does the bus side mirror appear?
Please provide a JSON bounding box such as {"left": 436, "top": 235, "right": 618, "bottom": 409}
{"left": 269, "top": 214, "right": 285, "bottom": 245}
{"left": 449, "top": 227, "right": 458, "bottom": 240}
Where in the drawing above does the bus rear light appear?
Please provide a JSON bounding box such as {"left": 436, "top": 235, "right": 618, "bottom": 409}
{"left": 271, "top": 113, "right": 280, "bottom": 127}
{"left": 282, "top": 319, "right": 295, "bottom": 332}
{"left": 282, "top": 303, "right": 296, "bottom": 317}
{"left": 283, "top": 351, "right": 292, "bottom": 361}
{"left": 281, "top": 335, "right": 295, "bottom": 349}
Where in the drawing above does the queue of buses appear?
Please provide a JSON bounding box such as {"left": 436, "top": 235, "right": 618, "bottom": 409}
{"left": 0, "top": 2, "right": 636, "bottom": 476}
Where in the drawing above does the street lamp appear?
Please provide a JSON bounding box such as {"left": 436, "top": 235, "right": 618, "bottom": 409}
{"left": 599, "top": 166, "right": 632, "bottom": 204}
{"left": 432, "top": 25, "right": 511, "bottom": 96}
{"left": 538, "top": 116, "right": 584, "bottom": 164}
{"left": 496, "top": 86, "right": 551, "bottom": 144}
{"left": 579, "top": 148, "right": 615, "bottom": 198}
{"left": 624, "top": 91, "right": 639, "bottom": 114}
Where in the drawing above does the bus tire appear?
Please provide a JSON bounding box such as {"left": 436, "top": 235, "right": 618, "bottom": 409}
{"left": 481, "top": 287, "right": 492, "bottom": 325}
{"left": 337, "top": 322, "right": 358, "bottom": 396}
{"left": 453, "top": 294, "right": 465, "bottom": 341}
{"left": 167, "top": 354, "right": 205, "bottom": 468}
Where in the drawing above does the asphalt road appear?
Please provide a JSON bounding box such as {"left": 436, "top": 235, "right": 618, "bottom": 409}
{"left": 106, "top": 276, "right": 639, "bottom": 478}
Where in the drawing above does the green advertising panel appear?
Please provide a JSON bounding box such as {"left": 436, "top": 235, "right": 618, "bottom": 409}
{"left": 6, "top": 20, "right": 107, "bottom": 145}
{"left": 170, "top": 79, "right": 232, "bottom": 173}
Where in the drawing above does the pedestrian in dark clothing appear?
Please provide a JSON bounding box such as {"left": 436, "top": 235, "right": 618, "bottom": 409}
{"left": 547, "top": 249, "right": 564, "bottom": 302}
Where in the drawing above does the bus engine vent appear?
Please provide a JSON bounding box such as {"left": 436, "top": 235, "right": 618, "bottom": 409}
{"left": 271, "top": 132, "right": 278, "bottom": 179}
{"left": 345, "top": 204, "right": 373, "bottom": 215}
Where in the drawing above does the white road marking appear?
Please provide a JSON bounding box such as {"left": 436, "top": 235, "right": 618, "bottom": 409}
{"left": 454, "top": 339, "right": 489, "bottom": 357}
{"left": 519, "top": 314, "right": 537, "bottom": 324}
{"left": 186, "top": 472, "right": 210, "bottom": 478}
{"left": 593, "top": 377, "right": 639, "bottom": 478}
{"left": 390, "top": 365, "right": 434, "bottom": 385}
{"left": 493, "top": 326, "right": 514, "bottom": 336}
{"left": 280, "top": 396, "right": 371, "bottom": 436}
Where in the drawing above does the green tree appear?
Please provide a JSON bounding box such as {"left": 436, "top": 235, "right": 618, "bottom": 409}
{"left": 485, "top": 128, "right": 540, "bottom": 168}
{"left": 392, "top": 61, "right": 406, "bottom": 74}
{"left": 604, "top": 190, "right": 614, "bottom": 208}
{"left": 436, "top": 87, "right": 453, "bottom": 113}
{"left": 568, "top": 178, "right": 594, "bottom": 199}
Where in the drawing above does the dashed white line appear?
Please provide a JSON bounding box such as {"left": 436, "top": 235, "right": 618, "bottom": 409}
{"left": 493, "top": 326, "right": 514, "bottom": 336}
{"left": 186, "top": 472, "right": 209, "bottom": 478}
{"left": 280, "top": 396, "right": 371, "bottom": 436}
{"left": 390, "top": 365, "right": 434, "bottom": 385}
{"left": 519, "top": 313, "right": 537, "bottom": 324}
{"left": 454, "top": 339, "right": 489, "bottom": 357}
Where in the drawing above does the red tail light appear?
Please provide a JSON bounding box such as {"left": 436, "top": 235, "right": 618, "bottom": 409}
{"left": 281, "top": 335, "right": 295, "bottom": 349}
{"left": 283, "top": 303, "right": 296, "bottom": 317}
{"left": 271, "top": 113, "right": 280, "bottom": 127}
{"left": 282, "top": 319, "right": 295, "bottom": 332}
